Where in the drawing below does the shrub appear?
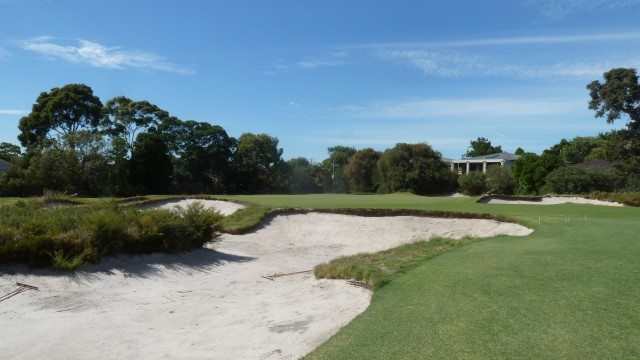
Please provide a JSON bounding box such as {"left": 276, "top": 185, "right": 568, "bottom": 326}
{"left": 485, "top": 165, "right": 515, "bottom": 195}
{"left": 544, "top": 166, "right": 626, "bottom": 194}
{"left": 0, "top": 199, "right": 224, "bottom": 269}
{"left": 173, "top": 202, "right": 223, "bottom": 248}
{"left": 458, "top": 172, "right": 487, "bottom": 195}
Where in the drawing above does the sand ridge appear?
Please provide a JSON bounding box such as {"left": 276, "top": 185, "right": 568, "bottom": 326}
{"left": 481, "top": 196, "right": 623, "bottom": 206}
{"left": 0, "top": 202, "right": 532, "bottom": 360}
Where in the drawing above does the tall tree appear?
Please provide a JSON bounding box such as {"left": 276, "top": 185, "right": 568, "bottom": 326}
{"left": 345, "top": 148, "right": 380, "bottom": 193}
{"left": 588, "top": 68, "right": 640, "bottom": 134}
{"left": 172, "top": 121, "right": 234, "bottom": 193}
{"left": 102, "top": 96, "right": 169, "bottom": 152}
{"left": 130, "top": 133, "right": 173, "bottom": 194}
{"left": 319, "top": 145, "right": 356, "bottom": 193}
{"left": 0, "top": 142, "right": 21, "bottom": 162}
{"left": 287, "top": 157, "right": 315, "bottom": 194}
{"left": 377, "top": 143, "right": 455, "bottom": 195}
{"left": 233, "top": 133, "right": 286, "bottom": 193}
{"left": 465, "top": 137, "right": 503, "bottom": 158}
{"left": 18, "top": 84, "right": 103, "bottom": 149}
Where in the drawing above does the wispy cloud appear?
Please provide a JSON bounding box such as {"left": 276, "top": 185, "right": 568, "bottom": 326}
{"left": 342, "top": 97, "right": 584, "bottom": 119}
{"left": 20, "top": 36, "right": 195, "bottom": 75}
{"left": 271, "top": 51, "right": 348, "bottom": 73}
{"left": 378, "top": 49, "right": 639, "bottom": 79}
{"left": 347, "top": 31, "right": 640, "bottom": 50}
{"left": 0, "top": 109, "right": 25, "bottom": 115}
{"left": 526, "top": 0, "right": 640, "bottom": 21}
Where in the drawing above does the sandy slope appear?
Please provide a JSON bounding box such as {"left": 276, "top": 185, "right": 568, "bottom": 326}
{"left": 150, "top": 198, "right": 247, "bottom": 216}
{"left": 481, "top": 196, "right": 623, "bottom": 206}
{"left": 0, "top": 202, "right": 532, "bottom": 360}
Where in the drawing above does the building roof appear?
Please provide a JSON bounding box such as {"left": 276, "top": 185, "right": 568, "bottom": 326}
{"left": 0, "top": 158, "right": 14, "bottom": 173}
{"left": 463, "top": 152, "right": 521, "bottom": 161}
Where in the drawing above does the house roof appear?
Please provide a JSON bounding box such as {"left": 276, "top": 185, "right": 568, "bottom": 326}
{"left": 463, "top": 152, "right": 520, "bottom": 161}
{"left": 0, "top": 158, "right": 14, "bottom": 173}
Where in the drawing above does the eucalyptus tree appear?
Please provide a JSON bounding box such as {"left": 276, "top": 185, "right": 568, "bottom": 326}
{"left": 18, "top": 84, "right": 103, "bottom": 150}
{"left": 233, "top": 133, "right": 286, "bottom": 193}
{"left": 588, "top": 68, "right": 640, "bottom": 181}
{"left": 171, "top": 120, "right": 235, "bottom": 193}
{"left": 345, "top": 148, "right": 380, "bottom": 193}
{"left": 377, "top": 143, "right": 455, "bottom": 195}
{"left": 102, "top": 96, "right": 169, "bottom": 153}
{"left": 588, "top": 68, "right": 640, "bottom": 134}
{"left": 129, "top": 133, "right": 173, "bottom": 194}
{"left": 464, "top": 137, "right": 502, "bottom": 158}
{"left": 0, "top": 142, "right": 21, "bottom": 162}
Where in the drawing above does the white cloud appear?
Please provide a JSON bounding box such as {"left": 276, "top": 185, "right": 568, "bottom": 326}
{"left": 0, "top": 109, "right": 25, "bottom": 115}
{"left": 20, "top": 36, "right": 195, "bottom": 75}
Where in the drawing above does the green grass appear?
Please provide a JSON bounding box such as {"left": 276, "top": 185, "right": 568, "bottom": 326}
{"left": 276, "top": 194, "right": 640, "bottom": 359}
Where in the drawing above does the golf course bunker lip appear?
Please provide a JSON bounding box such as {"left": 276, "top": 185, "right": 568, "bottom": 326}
{"left": 0, "top": 213, "right": 532, "bottom": 360}
{"left": 479, "top": 195, "right": 623, "bottom": 207}
{"left": 146, "top": 198, "right": 246, "bottom": 216}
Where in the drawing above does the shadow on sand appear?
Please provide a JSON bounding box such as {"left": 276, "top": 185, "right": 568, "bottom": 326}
{"left": 0, "top": 248, "right": 254, "bottom": 284}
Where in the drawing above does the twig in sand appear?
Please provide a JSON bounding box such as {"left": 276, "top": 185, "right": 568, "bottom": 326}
{"left": 262, "top": 269, "right": 313, "bottom": 281}
{"left": 0, "top": 282, "right": 39, "bottom": 303}
{"left": 347, "top": 279, "right": 372, "bottom": 290}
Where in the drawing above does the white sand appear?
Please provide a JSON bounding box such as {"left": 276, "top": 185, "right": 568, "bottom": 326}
{"left": 0, "top": 207, "right": 532, "bottom": 360}
{"left": 151, "top": 199, "right": 246, "bottom": 216}
{"left": 482, "top": 196, "right": 623, "bottom": 206}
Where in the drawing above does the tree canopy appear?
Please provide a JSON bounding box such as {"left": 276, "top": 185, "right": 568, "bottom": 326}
{"left": 588, "top": 68, "right": 640, "bottom": 134}
{"left": 102, "top": 96, "right": 169, "bottom": 152}
{"left": 465, "top": 137, "right": 502, "bottom": 158}
{"left": 377, "top": 143, "right": 455, "bottom": 195}
{"left": 18, "top": 84, "right": 103, "bottom": 149}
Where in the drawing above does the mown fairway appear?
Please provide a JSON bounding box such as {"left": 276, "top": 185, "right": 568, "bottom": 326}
{"left": 223, "top": 193, "right": 640, "bottom": 359}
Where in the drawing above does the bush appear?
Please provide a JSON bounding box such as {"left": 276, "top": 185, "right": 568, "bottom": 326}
{"left": 458, "top": 172, "right": 486, "bottom": 195}
{"left": 544, "top": 166, "right": 626, "bottom": 194}
{"left": 0, "top": 199, "right": 224, "bottom": 269}
{"left": 485, "top": 165, "right": 515, "bottom": 195}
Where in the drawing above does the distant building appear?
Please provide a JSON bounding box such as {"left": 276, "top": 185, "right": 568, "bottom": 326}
{"left": 0, "top": 158, "right": 14, "bottom": 173}
{"left": 448, "top": 152, "right": 520, "bottom": 174}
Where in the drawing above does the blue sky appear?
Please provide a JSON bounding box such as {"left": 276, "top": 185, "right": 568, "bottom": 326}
{"left": 1, "top": 0, "right": 640, "bottom": 161}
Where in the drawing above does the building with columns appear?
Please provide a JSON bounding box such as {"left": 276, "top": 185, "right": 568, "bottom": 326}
{"left": 448, "top": 152, "right": 520, "bottom": 174}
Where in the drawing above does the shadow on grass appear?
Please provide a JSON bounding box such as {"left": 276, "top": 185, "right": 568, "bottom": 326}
{"left": 0, "top": 248, "right": 254, "bottom": 284}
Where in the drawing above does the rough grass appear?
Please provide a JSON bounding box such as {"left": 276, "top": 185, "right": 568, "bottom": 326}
{"left": 0, "top": 199, "right": 223, "bottom": 269}
{"left": 315, "top": 236, "right": 483, "bottom": 290}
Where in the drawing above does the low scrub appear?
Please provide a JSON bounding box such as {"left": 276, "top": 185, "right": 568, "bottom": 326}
{"left": 315, "top": 237, "right": 482, "bottom": 290}
{"left": 587, "top": 191, "right": 640, "bottom": 206}
{"left": 0, "top": 200, "right": 223, "bottom": 270}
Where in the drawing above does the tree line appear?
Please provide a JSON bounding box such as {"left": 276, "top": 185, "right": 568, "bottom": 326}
{"left": 1, "top": 67, "right": 639, "bottom": 197}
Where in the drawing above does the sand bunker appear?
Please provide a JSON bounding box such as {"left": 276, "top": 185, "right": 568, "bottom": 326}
{"left": 151, "top": 199, "right": 246, "bottom": 216}
{"left": 0, "top": 212, "right": 531, "bottom": 360}
{"left": 481, "top": 196, "right": 623, "bottom": 207}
